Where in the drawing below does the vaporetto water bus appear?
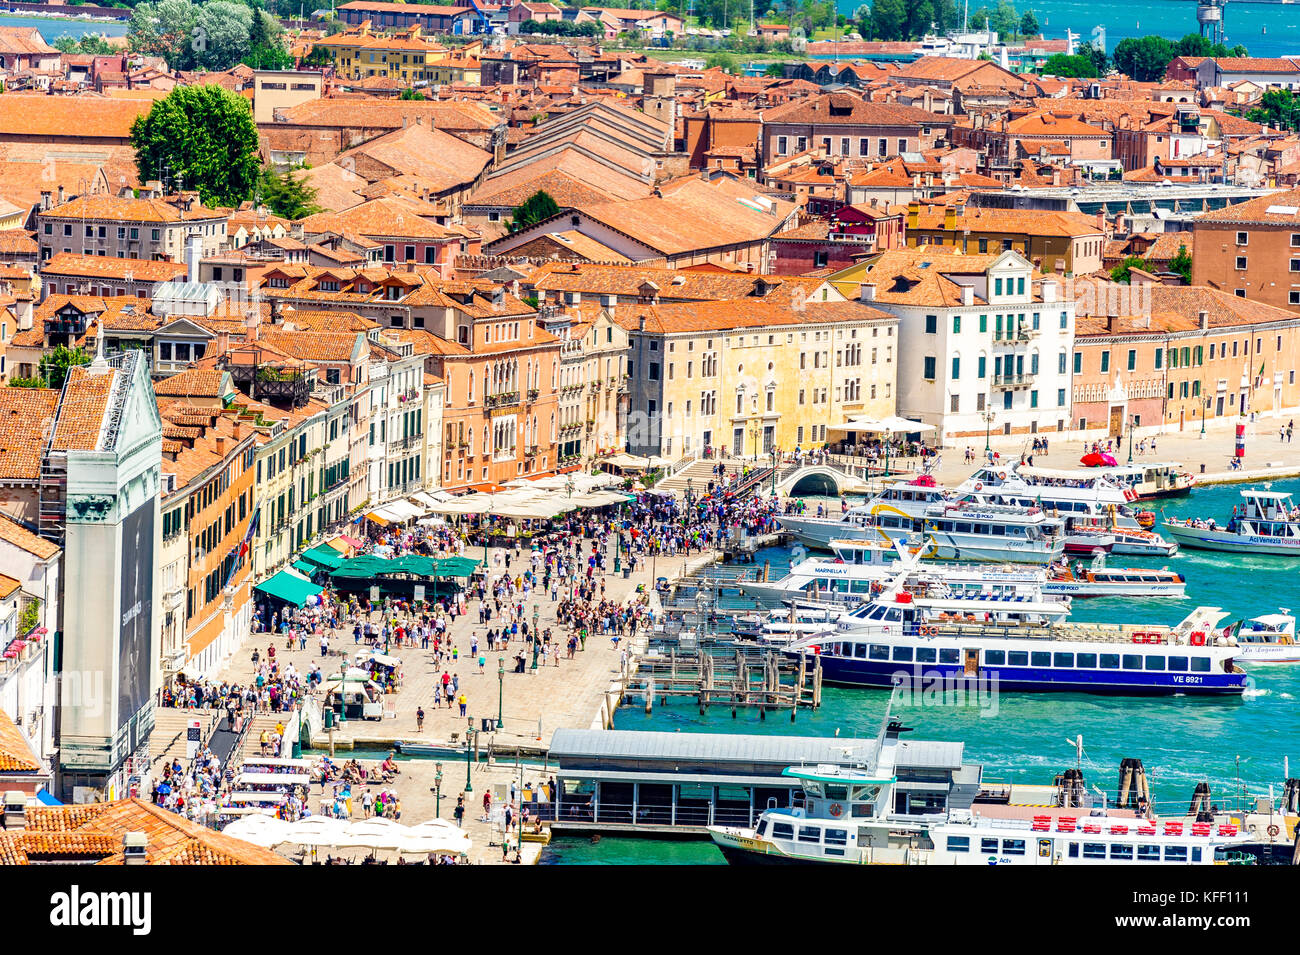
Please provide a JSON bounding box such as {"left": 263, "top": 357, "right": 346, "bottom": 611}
{"left": 782, "top": 584, "right": 1248, "bottom": 695}
{"left": 709, "top": 717, "right": 1272, "bottom": 865}
{"left": 1163, "top": 489, "right": 1300, "bottom": 556}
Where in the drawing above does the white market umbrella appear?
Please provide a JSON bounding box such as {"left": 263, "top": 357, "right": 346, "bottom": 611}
{"left": 396, "top": 831, "right": 472, "bottom": 856}
{"left": 222, "top": 813, "right": 294, "bottom": 848}
{"left": 340, "top": 817, "right": 408, "bottom": 850}
{"left": 875, "top": 416, "right": 936, "bottom": 434}
{"left": 283, "top": 816, "right": 350, "bottom": 847}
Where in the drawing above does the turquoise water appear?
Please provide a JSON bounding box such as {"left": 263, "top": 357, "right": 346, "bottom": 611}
{"left": 545, "top": 478, "right": 1300, "bottom": 863}
{"left": 0, "top": 12, "right": 129, "bottom": 41}
{"left": 833, "top": 0, "right": 1300, "bottom": 57}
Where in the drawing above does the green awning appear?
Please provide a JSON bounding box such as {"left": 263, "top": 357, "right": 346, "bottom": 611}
{"left": 300, "top": 544, "right": 346, "bottom": 570}
{"left": 292, "top": 559, "right": 317, "bottom": 575}
{"left": 329, "top": 555, "right": 482, "bottom": 580}
{"left": 254, "top": 570, "right": 323, "bottom": 607}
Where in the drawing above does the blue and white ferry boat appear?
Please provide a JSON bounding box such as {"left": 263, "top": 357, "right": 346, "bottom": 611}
{"left": 1163, "top": 489, "right": 1300, "bottom": 556}
{"left": 782, "top": 574, "right": 1247, "bottom": 696}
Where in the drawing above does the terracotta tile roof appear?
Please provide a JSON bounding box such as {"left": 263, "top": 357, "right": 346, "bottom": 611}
{"left": 50, "top": 365, "right": 118, "bottom": 452}
{"left": 907, "top": 204, "right": 1104, "bottom": 238}
{"left": 1007, "top": 111, "right": 1107, "bottom": 137}
{"left": 41, "top": 252, "right": 190, "bottom": 284}
{"left": 0, "top": 228, "right": 37, "bottom": 255}
{"left": 1210, "top": 57, "right": 1300, "bottom": 74}
{"left": 530, "top": 261, "right": 831, "bottom": 305}
{"left": 0, "top": 511, "right": 58, "bottom": 559}
{"left": 0, "top": 95, "right": 151, "bottom": 141}
{"left": 0, "top": 387, "right": 59, "bottom": 481}
{"left": 1194, "top": 187, "right": 1300, "bottom": 224}
{"left": 3, "top": 798, "right": 290, "bottom": 865}
{"left": 42, "top": 195, "right": 224, "bottom": 224}
{"left": 854, "top": 249, "right": 1007, "bottom": 307}
{"left": 325, "top": 122, "right": 491, "bottom": 196}
{"left": 152, "top": 369, "right": 229, "bottom": 399}
{"left": 609, "top": 298, "right": 893, "bottom": 335}
{"left": 298, "top": 196, "right": 459, "bottom": 242}
{"left": 763, "top": 91, "right": 948, "bottom": 128}
{"left": 1073, "top": 276, "right": 1300, "bottom": 333}
{"left": 0, "top": 707, "right": 41, "bottom": 772}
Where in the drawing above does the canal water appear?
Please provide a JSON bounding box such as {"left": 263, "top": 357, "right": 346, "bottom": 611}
{"left": 830, "top": 0, "right": 1300, "bottom": 58}
{"left": 1, "top": 12, "right": 129, "bottom": 41}
{"left": 544, "top": 475, "right": 1300, "bottom": 863}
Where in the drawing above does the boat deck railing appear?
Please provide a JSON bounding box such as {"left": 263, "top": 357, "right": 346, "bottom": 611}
{"left": 897, "top": 620, "right": 1199, "bottom": 646}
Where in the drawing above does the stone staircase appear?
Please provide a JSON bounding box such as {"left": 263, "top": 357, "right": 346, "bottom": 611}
{"left": 148, "top": 707, "right": 219, "bottom": 772}
{"left": 654, "top": 457, "right": 749, "bottom": 495}
{"left": 228, "top": 713, "right": 289, "bottom": 767}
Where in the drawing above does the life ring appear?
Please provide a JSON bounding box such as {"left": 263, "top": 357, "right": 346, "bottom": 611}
{"left": 1268, "top": 824, "right": 1281, "bottom": 837}
{"left": 1190, "top": 631, "right": 1206, "bottom": 647}
{"left": 922, "top": 625, "right": 938, "bottom": 637}
{"left": 996, "top": 471, "right": 1007, "bottom": 481}
{"left": 974, "top": 481, "right": 984, "bottom": 492}
{"left": 828, "top": 802, "right": 844, "bottom": 818}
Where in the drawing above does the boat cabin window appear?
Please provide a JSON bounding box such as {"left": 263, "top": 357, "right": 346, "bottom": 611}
{"left": 1008, "top": 650, "right": 1029, "bottom": 666}
{"left": 1067, "top": 842, "right": 1080, "bottom": 858}
{"left": 772, "top": 823, "right": 794, "bottom": 840}
{"left": 947, "top": 836, "right": 970, "bottom": 852}
{"left": 1191, "top": 657, "right": 1211, "bottom": 673}
{"left": 1054, "top": 652, "right": 1074, "bottom": 668}
{"left": 984, "top": 650, "right": 1006, "bottom": 665}
{"left": 1137, "top": 844, "right": 1161, "bottom": 861}
{"left": 1110, "top": 844, "right": 1134, "bottom": 860}
{"left": 797, "top": 826, "right": 821, "bottom": 844}
{"left": 991, "top": 524, "right": 1006, "bottom": 535}
{"left": 854, "top": 643, "right": 867, "bottom": 659}
{"left": 980, "top": 837, "right": 999, "bottom": 853}
{"left": 1122, "top": 654, "right": 1143, "bottom": 670}
{"left": 1100, "top": 654, "right": 1120, "bottom": 669}
{"left": 917, "top": 647, "right": 937, "bottom": 663}
{"left": 803, "top": 782, "right": 824, "bottom": 797}
{"left": 756, "top": 819, "right": 768, "bottom": 837}
{"left": 1168, "top": 656, "right": 1188, "bottom": 671}
{"left": 1082, "top": 843, "right": 1107, "bottom": 859}
{"left": 825, "top": 785, "right": 848, "bottom": 801}
{"left": 939, "top": 648, "right": 960, "bottom": 664}
{"left": 892, "top": 646, "right": 913, "bottom": 662}
{"left": 1002, "top": 839, "right": 1026, "bottom": 856}
{"left": 1031, "top": 651, "right": 1051, "bottom": 667}
{"left": 825, "top": 829, "right": 848, "bottom": 846}
{"left": 1192, "top": 847, "right": 1202, "bottom": 862}
{"left": 1144, "top": 656, "right": 1165, "bottom": 671}
{"left": 1164, "top": 845, "right": 1187, "bottom": 862}
{"left": 869, "top": 644, "right": 890, "bottom": 660}
{"left": 1076, "top": 653, "right": 1097, "bottom": 668}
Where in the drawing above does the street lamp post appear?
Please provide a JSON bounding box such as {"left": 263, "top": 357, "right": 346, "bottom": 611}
{"left": 983, "top": 410, "right": 995, "bottom": 455}
{"left": 434, "top": 762, "right": 443, "bottom": 816}
{"left": 770, "top": 449, "right": 777, "bottom": 495}
{"left": 497, "top": 657, "right": 505, "bottom": 730}
{"left": 464, "top": 717, "right": 474, "bottom": 792}
{"left": 1127, "top": 415, "right": 1136, "bottom": 464}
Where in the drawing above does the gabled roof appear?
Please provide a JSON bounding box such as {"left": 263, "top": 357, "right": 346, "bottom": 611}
{"left": 763, "top": 91, "right": 948, "bottom": 128}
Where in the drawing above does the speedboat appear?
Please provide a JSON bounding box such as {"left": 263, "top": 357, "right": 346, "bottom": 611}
{"left": 1164, "top": 489, "right": 1300, "bottom": 556}
{"left": 1235, "top": 611, "right": 1299, "bottom": 664}
{"left": 1045, "top": 554, "right": 1186, "bottom": 598}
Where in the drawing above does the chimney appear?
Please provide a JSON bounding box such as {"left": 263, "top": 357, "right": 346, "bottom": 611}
{"left": 1106, "top": 313, "right": 1115, "bottom": 333}
{"left": 1096, "top": 211, "right": 1105, "bottom": 233}
{"left": 123, "top": 832, "right": 148, "bottom": 865}
{"left": 1042, "top": 279, "right": 1058, "bottom": 303}
{"left": 1199, "top": 310, "right": 1209, "bottom": 331}
{"left": 859, "top": 282, "right": 876, "bottom": 302}
{"left": 15, "top": 294, "right": 33, "bottom": 331}
{"left": 215, "top": 435, "right": 227, "bottom": 457}
{"left": 216, "top": 329, "right": 230, "bottom": 356}
{"left": 40, "top": 190, "right": 51, "bottom": 212}
{"left": 2, "top": 791, "right": 25, "bottom": 830}
{"left": 57, "top": 185, "right": 64, "bottom": 204}
{"left": 271, "top": 300, "right": 284, "bottom": 325}
{"left": 907, "top": 202, "right": 920, "bottom": 230}
{"left": 186, "top": 232, "right": 202, "bottom": 283}
{"left": 961, "top": 284, "right": 973, "bottom": 306}
{"left": 246, "top": 307, "right": 261, "bottom": 342}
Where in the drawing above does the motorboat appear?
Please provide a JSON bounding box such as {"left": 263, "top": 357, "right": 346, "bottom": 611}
{"left": 1235, "top": 611, "right": 1299, "bottom": 664}
{"left": 1163, "top": 489, "right": 1300, "bottom": 556}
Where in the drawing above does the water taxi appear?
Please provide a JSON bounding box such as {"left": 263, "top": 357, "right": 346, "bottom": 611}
{"left": 1236, "top": 611, "right": 1298, "bottom": 664}
{"left": 1163, "top": 489, "right": 1300, "bottom": 556}
{"left": 709, "top": 719, "right": 1268, "bottom": 865}
{"left": 1021, "top": 462, "right": 1195, "bottom": 500}
{"left": 1046, "top": 554, "right": 1186, "bottom": 598}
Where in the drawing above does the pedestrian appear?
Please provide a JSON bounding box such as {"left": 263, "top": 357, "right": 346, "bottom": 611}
{"left": 416, "top": 706, "right": 425, "bottom": 733}
{"left": 319, "top": 634, "right": 329, "bottom": 658}
{"left": 454, "top": 796, "right": 465, "bottom": 828}
{"left": 458, "top": 692, "right": 467, "bottom": 716}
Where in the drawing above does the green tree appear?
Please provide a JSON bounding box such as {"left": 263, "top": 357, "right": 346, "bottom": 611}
{"left": 131, "top": 85, "right": 261, "bottom": 207}
{"left": 1112, "top": 35, "right": 1176, "bottom": 82}
{"left": 399, "top": 87, "right": 427, "bottom": 99}
{"left": 256, "top": 165, "right": 321, "bottom": 219}
{"left": 54, "top": 33, "right": 116, "bottom": 54}
{"left": 242, "top": 8, "right": 293, "bottom": 69}
{"left": 509, "top": 190, "right": 560, "bottom": 231}
{"left": 38, "top": 345, "right": 91, "bottom": 391}
{"left": 870, "top": 0, "right": 906, "bottom": 41}
{"left": 128, "top": 0, "right": 199, "bottom": 68}
{"left": 1247, "top": 89, "right": 1300, "bottom": 131}
{"left": 1041, "top": 52, "right": 1101, "bottom": 78}
{"left": 1019, "top": 10, "right": 1038, "bottom": 38}
{"left": 1078, "top": 41, "right": 1109, "bottom": 75}
{"left": 905, "top": 0, "right": 935, "bottom": 41}
{"left": 705, "top": 51, "right": 736, "bottom": 72}
{"left": 990, "top": 0, "right": 1018, "bottom": 40}
{"left": 764, "top": 62, "right": 788, "bottom": 77}
{"left": 1169, "top": 244, "right": 1192, "bottom": 285}
{"left": 302, "top": 45, "right": 332, "bottom": 67}
{"left": 1110, "top": 255, "right": 1146, "bottom": 284}
{"left": 193, "top": 1, "right": 253, "bottom": 71}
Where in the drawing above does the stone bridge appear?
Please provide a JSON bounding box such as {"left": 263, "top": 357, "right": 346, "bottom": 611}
{"left": 774, "top": 461, "right": 876, "bottom": 497}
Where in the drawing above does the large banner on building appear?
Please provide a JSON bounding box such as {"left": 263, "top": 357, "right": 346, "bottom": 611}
{"left": 117, "top": 503, "right": 154, "bottom": 725}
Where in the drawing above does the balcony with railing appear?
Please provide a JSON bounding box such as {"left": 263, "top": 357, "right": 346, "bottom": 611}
{"left": 485, "top": 391, "right": 520, "bottom": 410}
{"left": 992, "top": 372, "right": 1035, "bottom": 389}
{"left": 993, "top": 324, "right": 1038, "bottom": 344}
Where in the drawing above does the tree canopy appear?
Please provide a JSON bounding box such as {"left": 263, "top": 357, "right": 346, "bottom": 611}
{"left": 256, "top": 165, "right": 322, "bottom": 220}
{"left": 131, "top": 84, "right": 261, "bottom": 207}
{"left": 40, "top": 346, "right": 92, "bottom": 391}
{"left": 509, "top": 190, "right": 561, "bottom": 232}
{"left": 129, "top": 0, "right": 291, "bottom": 71}
{"left": 1247, "top": 89, "right": 1300, "bottom": 131}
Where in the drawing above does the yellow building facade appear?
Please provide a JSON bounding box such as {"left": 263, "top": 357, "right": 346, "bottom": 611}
{"left": 317, "top": 25, "right": 448, "bottom": 83}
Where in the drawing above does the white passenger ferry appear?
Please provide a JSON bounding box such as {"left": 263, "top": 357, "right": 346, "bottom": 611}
{"left": 1163, "top": 489, "right": 1300, "bottom": 556}
{"left": 709, "top": 719, "right": 1264, "bottom": 865}
{"left": 1046, "top": 553, "right": 1187, "bottom": 598}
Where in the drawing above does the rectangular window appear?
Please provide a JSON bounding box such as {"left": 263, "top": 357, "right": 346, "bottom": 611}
{"left": 1127, "top": 349, "right": 1136, "bottom": 371}
{"left": 951, "top": 357, "right": 960, "bottom": 380}
{"left": 978, "top": 356, "right": 986, "bottom": 378}
{"left": 1100, "top": 351, "right": 1110, "bottom": 373}
{"left": 1073, "top": 352, "right": 1082, "bottom": 374}
{"left": 925, "top": 314, "right": 937, "bottom": 334}
{"left": 953, "top": 315, "right": 961, "bottom": 334}
{"left": 923, "top": 356, "right": 936, "bottom": 379}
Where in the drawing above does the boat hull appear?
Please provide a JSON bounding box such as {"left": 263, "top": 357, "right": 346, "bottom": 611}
{"left": 1237, "top": 647, "right": 1300, "bottom": 664}
{"left": 791, "top": 655, "right": 1246, "bottom": 696}
{"left": 1042, "top": 581, "right": 1186, "bottom": 599}
{"left": 1163, "top": 522, "right": 1300, "bottom": 555}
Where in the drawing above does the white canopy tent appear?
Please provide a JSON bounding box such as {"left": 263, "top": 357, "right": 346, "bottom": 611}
{"left": 221, "top": 813, "right": 295, "bottom": 848}
{"left": 827, "top": 416, "right": 935, "bottom": 435}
